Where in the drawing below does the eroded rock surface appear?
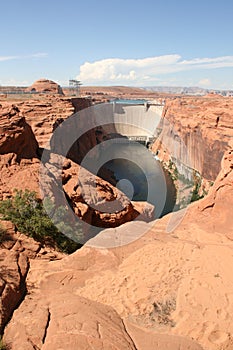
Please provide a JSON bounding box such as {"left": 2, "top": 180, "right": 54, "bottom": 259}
{"left": 15, "top": 96, "right": 75, "bottom": 148}
{"left": 41, "top": 155, "right": 151, "bottom": 231}
{"left": 152, "top": 96, "right": 233, "bottom": 181}
{"left": 0, "top": 103, "right": 40, "bottom": 199}
{"left": 0, "top": 221, "right": 63, "bottom": 335}
{"left": 26, "top": 79, "right": 64, "bottom": 95}
{"left": 198, "top": 141, "right": 233, "bottom": 238}
{"left": 4, "top": 145, "right": 233, "bottom": 350}
{"left": 0, "top": 103, "right": 38, "bottom": 160}
{"left": 5, "top": 295, "right": 137, "bottom": 350}
{"left": 4, "top": 95, "right": 92, "bottom": 149}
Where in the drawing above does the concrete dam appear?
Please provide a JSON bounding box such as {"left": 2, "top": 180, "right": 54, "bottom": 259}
{"left": 95, "top": 100, "right": 164, "bottom": 146}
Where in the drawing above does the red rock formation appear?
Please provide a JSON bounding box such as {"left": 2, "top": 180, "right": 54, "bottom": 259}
{"left": 41, "top": 156, "right": 152, "bottom": 231}
{"left": 197, "top": 142, "right": 233, "bottom": 238}
{"left": 15, "top": 96, "right": 75, "bottom": 148}
{"left": 26, "top": 78, "right": 64, "bottom": 95}
{"left": 11, "top": 96, "right": 93, "bottom": 150}
{"left": 152, "top": 96, "right": 233, "bottom": 181}
{"left": 0, "top": 103, "right": 40, "bottom": 199}
{"left": 0, "top": 221, "right": 63, "bottom": 334}
{"left": 4, "top": 295, "right": 136, "bottom": 349}
{"left": 0, "top": 155, "right": 40, "bottom": 199}
{"left": 0, "top": 103, "right": 38, "bottom": 160}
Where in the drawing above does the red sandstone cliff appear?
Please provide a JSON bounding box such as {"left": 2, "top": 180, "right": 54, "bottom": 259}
{"left": 0, "top": 103, "right": 38, "bottom": 159}
{"left": 0, "top": 102, "right": 40, "bottom": 199}
{"left": 152, "top": 96, "right": 233, "bottom": 181}
{"left": 14, "top": 96, "right": 75, "bottom": 148}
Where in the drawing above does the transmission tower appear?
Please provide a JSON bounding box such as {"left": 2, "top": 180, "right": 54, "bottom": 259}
{"left": 69, "top": 79, "right": 82, "bottom": 96}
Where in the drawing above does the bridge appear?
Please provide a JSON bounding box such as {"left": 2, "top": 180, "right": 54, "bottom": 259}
{"left": 127, "top": 135, "right": 155, "bottom": 147}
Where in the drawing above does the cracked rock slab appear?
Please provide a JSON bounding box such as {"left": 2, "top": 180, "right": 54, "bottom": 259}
{"left": 4, "top": 294, "right": 136, "bottom": 350}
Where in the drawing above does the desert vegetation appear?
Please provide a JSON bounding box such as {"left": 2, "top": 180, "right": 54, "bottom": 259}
{"left": 0, "top": 338, "right": 9, "bottom": 350}
{"left": 0, "top": 189, "right": 82, "bottom": 254}
{"left": 150, "top": 298, "right": 176, "bottom": 327}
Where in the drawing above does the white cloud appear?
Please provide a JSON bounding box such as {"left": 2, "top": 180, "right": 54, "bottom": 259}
{"left": 0, "top": 55, "right": 18, "bottom": 62}
{"left": 29, "top": 53, "right": 48, "bottom": 58}
{"left": 77, "top": 55, "right": 233, "bottom": 85}
{"left": 198, "top": 78, "right": 211, "bottom": 87}
{"left": 0, "top": 78, "right": 30, "bottom": 86}
{"left": 0, "top": 53, "right": 48, "bottom": 62}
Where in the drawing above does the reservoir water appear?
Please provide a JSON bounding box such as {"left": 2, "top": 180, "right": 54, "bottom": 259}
{"left": 111, "top": 98, "right": 148, "bottom": 105}
{"left": 98, "top": 142, "right": 176, "bottom": 219}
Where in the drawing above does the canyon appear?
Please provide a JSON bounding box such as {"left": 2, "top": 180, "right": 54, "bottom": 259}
{"left": 0, "top": 83, "right": 233, "bottom": 350}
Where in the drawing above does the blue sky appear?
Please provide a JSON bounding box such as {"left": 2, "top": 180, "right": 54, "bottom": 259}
{"left": 0, "top": 0, "right": 233, "bottom": 89}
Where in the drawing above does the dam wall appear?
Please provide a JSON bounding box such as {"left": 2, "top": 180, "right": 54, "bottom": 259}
{"left": 102, "top": 102, "right": 164, "bottom": 139}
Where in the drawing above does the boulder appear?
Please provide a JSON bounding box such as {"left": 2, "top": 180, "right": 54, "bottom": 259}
{"left": 40, "top": 155, "right": 152, "bottom": 235}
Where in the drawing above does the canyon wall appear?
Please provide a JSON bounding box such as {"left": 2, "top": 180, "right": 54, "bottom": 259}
{"left": 152, "top": 96, "right": 233, "bottom": 181}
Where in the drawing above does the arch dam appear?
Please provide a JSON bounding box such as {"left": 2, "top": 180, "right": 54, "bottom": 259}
{"left": 98, "top": 100, "right": 164, "bottom": 146}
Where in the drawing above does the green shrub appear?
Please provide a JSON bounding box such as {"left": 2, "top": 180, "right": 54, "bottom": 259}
{"left": 0, "top": 337, "right": 9, "bottom": 350}
{"left": 167, "top": 160, "right": 179, "bottom": 182}
{"left": 0, "top": 189, "right": 83, "bottom": 254}
{"left": 190, "top": 173, "right": 204, "bottom": 203}
{"left": 191, "top": 183, "right": 204, "bottom": 202}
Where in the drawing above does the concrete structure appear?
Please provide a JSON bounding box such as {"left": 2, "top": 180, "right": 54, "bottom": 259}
{"left": 104, "top": 100, "right": 164, "bottom": 146}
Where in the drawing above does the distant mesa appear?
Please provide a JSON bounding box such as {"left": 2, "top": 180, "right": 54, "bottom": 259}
{"left": 26, "top": 78, "right": 64, "bottom": 95}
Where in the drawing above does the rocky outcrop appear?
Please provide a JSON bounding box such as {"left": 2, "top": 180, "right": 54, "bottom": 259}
{"left": 0, "top": 103, "right": 40, "bottom": 199}
{"left": 0, "top": 221, "right": 63, "bottom": 335}
{"left": 0, "top": 222, "right": 29, "bottom": 334}
{"left": 4, "top": 294, "right": 136, "bottom": 350}
{"left": 15, "top": 96, "right": 75, "bottom": 148}
{"left": 26, "top": 79, "right": 64, "bottom": 95}
{"left": 0, "top": 103, "right": 38, "bottom": 160}
{"left": 3, "top": 238, "right": 205, "bottom": 350}
{"left": 11, "top": 96, "right": 94, "bottom": 150}
{"left": 40, "top": 155, "right": 152, "bottom": 234}
{"left": 197, "top": 142, "right": 233, "bottom": 238}
{"left": 0, "top": 103, "right": 65, "bottom": 337}
{"left": 63, "top": 160, "right": 153, "bottom": 228}
{"left": 50, "top": 97, "right": 98, "bottom": 164}
{"left": 0, "top": 95, "right": 94, "bottom": 152}
{"left": 0, "top": 155, "right": 40, "bottom": 199}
